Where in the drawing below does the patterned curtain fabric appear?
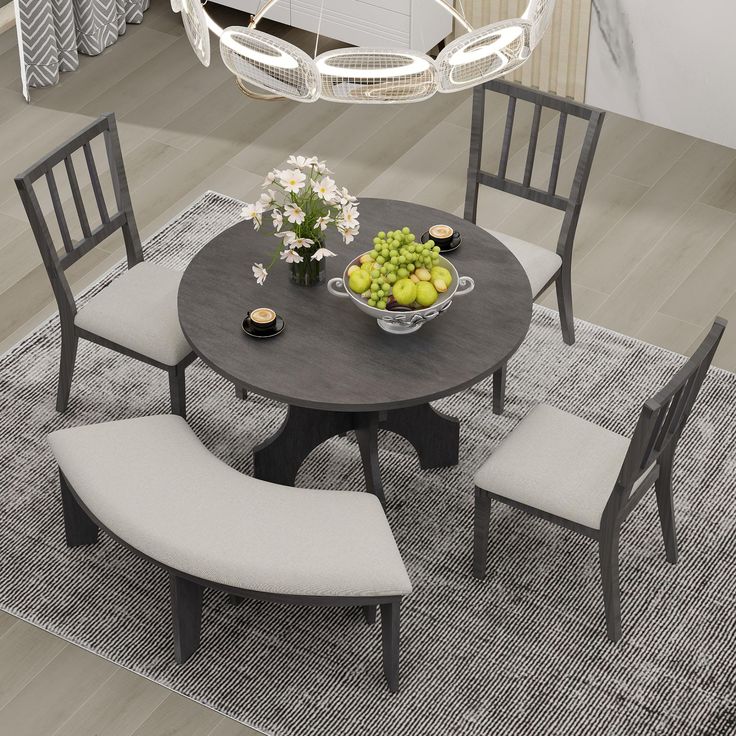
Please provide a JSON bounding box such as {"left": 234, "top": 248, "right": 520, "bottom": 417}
{"left": 17, "top": 0, "right": 150, "bottom": 92}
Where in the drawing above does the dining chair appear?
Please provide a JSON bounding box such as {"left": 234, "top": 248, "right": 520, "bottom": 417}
{"left": 472, "top": 318, "right": 726, "bottom": 641}
{"left": 15, "top": 113, "right": 196, "bottom": 417}
{"left": 465, "top": 80, "right": 605, "bottom": 413}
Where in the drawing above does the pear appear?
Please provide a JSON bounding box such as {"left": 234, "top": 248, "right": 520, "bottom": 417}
{"left": 431, "top": 266, "right": 452, "bottom": 287}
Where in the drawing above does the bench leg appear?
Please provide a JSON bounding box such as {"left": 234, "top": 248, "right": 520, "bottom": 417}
{"left": 170, "top": 575, "right": 203, "bottom": 664}
{"left": 362, "top": 605, "right": 376, "bottom": 625}
{"left": 380, "top": 600, "right": 400, "bottom": 693}
{"left": 59, "top": 471, "right": 98, "bottom": 547}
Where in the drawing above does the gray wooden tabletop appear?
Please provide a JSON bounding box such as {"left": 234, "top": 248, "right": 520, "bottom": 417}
{"left": 178, "top": 198, "right": 532, "bottom": 412}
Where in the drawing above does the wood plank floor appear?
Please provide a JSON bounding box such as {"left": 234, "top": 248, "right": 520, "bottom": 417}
{"left": 0, "top": 3, "right": 735, "bottom": 734}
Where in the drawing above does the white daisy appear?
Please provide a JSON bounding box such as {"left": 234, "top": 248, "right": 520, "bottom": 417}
{"left": 271, "top": 209, "right": 283, "bottom": 232}
{"left": 312, "top": 176, "right": 338, "bottom": 201}
{"left": 340, "top": 203, "right": 359, "bottom": 228}
{"left": 284, "top": 203, "right": 306, "bottom": 224}
{"left": 286, "top": 155, "right": 314, "bottom": 169}
{"left": 338, "top": 224, "right": 359, "bottom": 245}
{"left": 338, "top": 186, "right": 357, "bottom": 205}
{"left": 315, "top": 160, "right": 333, "bottom": 175}
{"left": 280, "top": 248, "right": 303, "bottom": 264}
{"left": 259, "top": 189, "right": 277, "bottom": 209}
{"left": 252, "top": 263, "right": 268, "bottom": 285}
{"left": 262, "top": 169, "right": 279, "bottom": 187}
{"left": 241, "top": 201, "right": 264, "bottom": 228}
{"left": 279, "top": 168, "right": 306, "bottom": 193}
{"left": 315, "top": 215, "right": 332, "bottom": 231}
{"left": 311, "top": 247, "right": 336, "bottom": 261}
{"left": 275, "top": 230, "right": 297, "bottom": 246}
{"left": 291, "top": 236, "right": 315, "bottom": 249}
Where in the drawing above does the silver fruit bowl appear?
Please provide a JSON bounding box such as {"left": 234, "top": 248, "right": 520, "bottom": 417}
{"left": 327, "top": 253, "right": 474, "bottom": 334}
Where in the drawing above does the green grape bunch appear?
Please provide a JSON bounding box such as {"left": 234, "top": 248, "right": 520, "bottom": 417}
{"left": 347, "top": 227, "right": 447, "bottom": 310}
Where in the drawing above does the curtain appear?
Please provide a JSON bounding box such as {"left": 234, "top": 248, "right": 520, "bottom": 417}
{"left": 16, "top": 0, "right": 150, "bottom": 97}
{"left": 459, "top": 0, "right": 592, "bottom": 100}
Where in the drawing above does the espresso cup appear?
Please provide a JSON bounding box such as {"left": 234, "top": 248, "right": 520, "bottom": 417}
{"left": 428, "top": 224, "right": 458, "bottom": 248}
{"left": 249, "top": 307, "right": 277, "bottom": 333}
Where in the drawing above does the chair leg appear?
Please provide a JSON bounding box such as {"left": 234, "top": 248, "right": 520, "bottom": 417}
{"left": 56, "top": 327, "right": 78, "bottom": 413}
{"left": 473, "top": 487, "right": 492, "bottom": 580}
{"left": 598, "top": 522, "right": 622, "bottom": 642}
{"left": 555, "top": 270, "right": 575, "bottom": 345}
{"left": 170, "top": 575, "right": 203, "bottom": 664}
{"left": 234, "top": 382, "right": 248, "bottom": 401}
{"left": 363, "top": 605, "right": 377, "bottom": 625}
{"left": 168, "top": 364, "right": 187, "bottom": 419}
{"left": 655, "top": 449, "right": 678, "bottom": 564}
{"left": 380, "top": 600, "right": 400, "bottom": 693}
{"left": 59, "top": 471, "right": 98, "bottom": 547}
{"left": 492, "top": 363, "right": 506, "bottom": 415}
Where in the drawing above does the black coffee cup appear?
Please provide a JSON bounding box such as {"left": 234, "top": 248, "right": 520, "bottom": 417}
{"left": 248, "top": 307, "right": 277, "bottom": 333}
{"left": 427, "top": 224, "right": 459, "bottom": 248}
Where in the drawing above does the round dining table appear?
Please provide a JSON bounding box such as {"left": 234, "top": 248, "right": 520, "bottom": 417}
{"left": 178, "top": 198, "right": 532, "bottom": 503}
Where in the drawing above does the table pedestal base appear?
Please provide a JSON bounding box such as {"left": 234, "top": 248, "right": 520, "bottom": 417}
{"left": 253, "top": 403, "right": 460, "bottom": 505}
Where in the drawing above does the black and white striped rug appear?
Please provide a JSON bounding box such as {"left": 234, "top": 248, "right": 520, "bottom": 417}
{"left": 1, "top": 192, "right": 735, "bottom": 736}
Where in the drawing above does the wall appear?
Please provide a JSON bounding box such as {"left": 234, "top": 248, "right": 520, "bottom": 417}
{"left": 585, "top": 0, "right": 736, "bottom": 149}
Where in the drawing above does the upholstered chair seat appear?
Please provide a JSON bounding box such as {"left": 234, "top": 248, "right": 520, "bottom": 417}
{"left": 474, "top": 404, "right": 643, "bottom": 529}
{"left": 483, "top": 230, "right": 562, "bottom": 298}
{"left": 75, "top": 262, "right": 192, "bottom": 368}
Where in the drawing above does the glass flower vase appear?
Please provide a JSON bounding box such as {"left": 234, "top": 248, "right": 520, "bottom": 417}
{"left": 290, "top": 240, "right": 326, "bottom": 287}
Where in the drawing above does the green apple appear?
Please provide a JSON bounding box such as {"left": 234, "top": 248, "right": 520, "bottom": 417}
{"left": 430, "top": 265, "right": 452, "bottom": 287}
{"left": 349, "top": 269, "right": 371, "bottom": 294}
{"left": 392, "top": 278, "right": 417, "bottom": 306}
{"left": 415, "top": 281, "right": 438, "bottom": 307}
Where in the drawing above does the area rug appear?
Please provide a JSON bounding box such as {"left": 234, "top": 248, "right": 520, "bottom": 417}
{"left": 1, "top": 192, "right": 735, "bottom": 736}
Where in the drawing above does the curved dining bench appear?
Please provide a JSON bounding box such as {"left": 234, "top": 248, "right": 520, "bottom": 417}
{"left": 48, "top": 415, "right": 412, "bottom": 691}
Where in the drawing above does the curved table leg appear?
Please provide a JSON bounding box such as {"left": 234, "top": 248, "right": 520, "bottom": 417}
{"left": 253, "top": 406, "right": 353, "bottom": 487}
{"left": 380, "top": 403, "right": 460, "bottom": 469}
{"left": 253, "top": 403, "right": 459, "bottom": 500}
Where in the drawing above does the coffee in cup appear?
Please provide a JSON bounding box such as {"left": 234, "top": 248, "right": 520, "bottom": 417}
{"left": 249, "top": 307, "right": 277, "bottom": 332}
{"left": 428, "top": 224, "right": 458, "bottom": 248}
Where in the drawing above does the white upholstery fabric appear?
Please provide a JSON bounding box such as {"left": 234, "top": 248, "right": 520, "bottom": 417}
{"left": 474, "top": 404, "right": 635, "bottom": 529}
{"left": 485, "top": 229, "right": 562, "bottom": 298}
{"left": 74, "top": 262, "right": 192, "bottom": 367}
{"left": 48, "top": 416, "right": 412, "bottom": 598}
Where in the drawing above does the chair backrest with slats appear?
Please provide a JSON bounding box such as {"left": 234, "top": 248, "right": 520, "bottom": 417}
{"left": 464, "top": 79, "right": 605, "bottom": 265}
{"left": 615, "top": 318, "right": 726, "bottom": 503}
{"left": 14, "top": 113, "right": 142, "bottom": 323}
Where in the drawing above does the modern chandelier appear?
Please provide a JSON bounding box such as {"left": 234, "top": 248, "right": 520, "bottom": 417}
{"left": 171, "top": 0, "right": 556, "bottom": 104}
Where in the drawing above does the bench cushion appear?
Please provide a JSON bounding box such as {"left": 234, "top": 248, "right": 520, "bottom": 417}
{"left": 474, "top": 404, "right": 639, "bottom": 529}
{"left": 49, "top": 416, "right": 412, "bottom": 599}
{"left": 75, "top": 262, "right": 193, "bottom": 367}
